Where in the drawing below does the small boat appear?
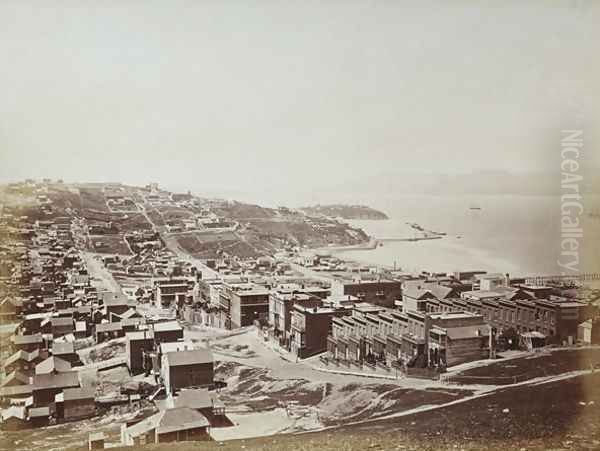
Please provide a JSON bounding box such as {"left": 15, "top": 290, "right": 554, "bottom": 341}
{"left": 456, "top": 235, "right": 462, "bottom": 239}
{"left": 469, "top": 205, "right": 481, "bottom": 210}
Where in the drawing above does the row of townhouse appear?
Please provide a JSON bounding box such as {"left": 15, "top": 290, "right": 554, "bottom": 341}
{"left": 327, "top": 304, "right": 490, "bottom": 369}
{"left": 403, "top": 279, "right": 595, "bottom": 346}
{"left": 457, "top": 294, "right": 590, "bottom": 345}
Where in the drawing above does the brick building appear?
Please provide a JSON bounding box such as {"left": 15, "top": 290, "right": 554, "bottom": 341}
{"left": 328, "top": 304, "right": 490, "bottom": 368}
{"left": 336, "top": 279, "right": 402, "bottom": 309}
{"left": 268, "top": 284, "right": 327, "bottom": 350}
{"left": 219, "top": 282, "right": 270, "bottom": 329}
{"left": 290, "top": 304, "right": 351, "bottom": 358}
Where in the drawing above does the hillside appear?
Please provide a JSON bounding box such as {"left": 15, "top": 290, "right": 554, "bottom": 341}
{"left": 300, "top": 204, "right": 388, "bottom": 220}
{"left": 59, "top": 371, "right": 600, "bottom": 451}
{"left": 0, "top": 182, "right": 372, "bottom": 259}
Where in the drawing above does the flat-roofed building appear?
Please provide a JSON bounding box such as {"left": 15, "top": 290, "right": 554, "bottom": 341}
{"left": 152, "top": 320, "right": 183, "bottom": 343}
{"left": 55, "top": 387, "right": 96, "bottom": 420}
{"left": 126, "top": 330, "right": 155, "bottom": 375}
{"left": 32, "top": 371, "right": 80, "bottom": 407}
{"left": 290, "top": 304, "right": 351, "bottom": 358}
{"left": 220, "top": 282, "right": 270, "bottom": 329}
{"left": 161, "top": 348, "right": 214, "bottom": 396}
{"left": 268, "top": 284, "right": 326, "bottom": 350}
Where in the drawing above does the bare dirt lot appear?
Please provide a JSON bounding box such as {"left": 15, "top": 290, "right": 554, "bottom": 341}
{"left": 216, "top": 360, "right": 471, "bottom": 431}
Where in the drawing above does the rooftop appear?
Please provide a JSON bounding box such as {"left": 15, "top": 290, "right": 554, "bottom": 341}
{"left": 95, "top": 322, "right": 123, "bottom": 332}
{"left": 444, "top": 325, "right": 489, "bottom": 340}
{"left": 33, "top": 371, "right": 80, "bottom": 390}
{"left": 126, "top": 330, "right": 155, "bottom": 341}
{"left": 125, "top": 407, "right": 209, "bottom": 437}
{"left": 159, "top": 388, "right": 222, "bottom": 411}
{"left": 159, "top": 341, "right": 194, "bottom": 354}
{"left": 61, "top": 386, "right": 95, "bottom": 401}
{"left": 165, "top": 348, "right": 213, "bottom": 366}
{"left": 52, "top": 341, "right": 75, "bottom": 355}
{"left": 11, "top": 334, "right": 43, "bottom": 344}
{"left": 153, "top": 320, "right": 183, "bottom": 332}
{"left": 35, "top": 356, "right": 72, "bottom": 375}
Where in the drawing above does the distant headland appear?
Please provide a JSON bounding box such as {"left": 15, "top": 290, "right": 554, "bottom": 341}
{"left": 299, "top": 204, "right": 389, "bottom": 220}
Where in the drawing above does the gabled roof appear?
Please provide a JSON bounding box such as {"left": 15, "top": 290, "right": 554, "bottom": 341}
{"left": 0, "top": 371, "right": 30, "bottom": 388}
{"left": 0, "top": 297, "right": 23, "bottom": 310}
{"left": 35, "top": 356, "right": 72, "bottom": 375}
{"left": 119, "top": 308, "right": 141, "bottom": 319}
{"left": 157, "top": 407, "right": 209, "bottom": 433}
{"left": 428, "top": 284, "right": 457, "bottom": 300}
{"left": 2, "top": 349, "right": 39, "bottom": 369}
{"left": 1, "top": 405, "right": 26, "bottom": 421}
{"left": 127, "top": 407, "right": 209, "bottom": 437}
{"left": 402, "top": 285, "right": 435, "bottom": 301}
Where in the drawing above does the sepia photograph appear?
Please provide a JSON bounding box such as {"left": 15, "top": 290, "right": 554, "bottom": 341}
{"left": 0, "top": 1, "right": 599, "bottom": 450}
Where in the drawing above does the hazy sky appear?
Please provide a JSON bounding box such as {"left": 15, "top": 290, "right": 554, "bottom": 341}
{"left": 1, "top": 1, "right": 598, "bottom": 205}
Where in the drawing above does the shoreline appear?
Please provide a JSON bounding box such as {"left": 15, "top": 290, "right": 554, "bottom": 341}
{"left": 313, "top": 234, "right": 444, "bottom": 254}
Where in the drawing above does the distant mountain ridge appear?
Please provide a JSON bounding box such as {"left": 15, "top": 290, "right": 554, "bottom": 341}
{"left": 300, "top": 204, "right": 388, "bottom": 220}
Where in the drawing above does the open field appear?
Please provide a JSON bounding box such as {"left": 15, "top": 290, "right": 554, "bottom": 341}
{"left": 111, "top": 213, "right": 153, "bottom": 232}
{"left": 244, "top": 219, "right": 368, "bottom": 248}
{"left": 174, "top": 231, "right": 259, "bottom": 258}
{"left": 88, "top": 234, "right": 131, "bottom": 255}
{"left": 156, "top": 205, "right": 195, "bottom": 222}
{"left": 78, "top": 187, "right": 109, "bottom": 212}
{"left": 448, "top": 347, "right": 600, "bottom": 385}
{"left": 337, "top": 372, "right": 600, "bottom": 449}
{"left": 212, "top": 202, "right": 277, "bottom": 220}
